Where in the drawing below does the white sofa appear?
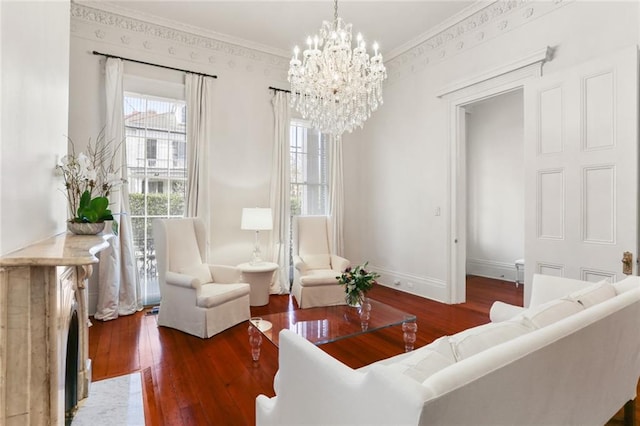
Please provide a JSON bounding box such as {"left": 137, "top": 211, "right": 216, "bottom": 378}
{"left": 256, "top": 274, "right": 640, "bottom": 425}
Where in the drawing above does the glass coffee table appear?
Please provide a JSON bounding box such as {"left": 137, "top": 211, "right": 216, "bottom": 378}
{"left": 247, "top": 298, "right": 418, "bottom": 361}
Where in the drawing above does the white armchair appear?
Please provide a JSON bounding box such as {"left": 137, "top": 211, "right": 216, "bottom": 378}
{"left": 291, "top": 216, "right": 350, "bottom": 309}
{"left": 153, "top": 217, "right": 250, "bottom": 338}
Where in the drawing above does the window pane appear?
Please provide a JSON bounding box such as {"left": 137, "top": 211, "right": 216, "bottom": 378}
{"left": 125, "top": 92, "right": 187, "bottom": 306}
{"left": 290, "top": 122, "right": 328, "bottom": 217}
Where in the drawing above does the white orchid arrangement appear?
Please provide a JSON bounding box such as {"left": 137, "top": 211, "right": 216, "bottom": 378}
{"left": 56, "top": 129, "right": 124, "bottom": 224}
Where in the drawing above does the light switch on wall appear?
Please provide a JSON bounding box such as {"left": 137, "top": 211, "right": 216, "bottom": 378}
{"left": 435, "top": 207, "right": 441, "bottom": 216}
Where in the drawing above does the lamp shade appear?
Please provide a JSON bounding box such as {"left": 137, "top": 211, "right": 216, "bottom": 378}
{"left": 241, "top": 208, "right": 273, "bottom": 231}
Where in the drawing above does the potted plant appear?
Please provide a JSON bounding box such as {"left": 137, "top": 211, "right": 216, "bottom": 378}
{"left": 56, "top": 129, "right": 123, "bottom": 235}
{"left": 337, "top": 261, "right": 380, "bottom": 307}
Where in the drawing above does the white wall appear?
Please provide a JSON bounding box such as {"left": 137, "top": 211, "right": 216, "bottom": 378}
{"left": 465, "top": 90, "right": 524, "bottom": 282}
{"left": 0, "top": 0, "right": 70, "bottom": 255}
{"left": 344, "top": 1, "right": 639, "bottom": 302}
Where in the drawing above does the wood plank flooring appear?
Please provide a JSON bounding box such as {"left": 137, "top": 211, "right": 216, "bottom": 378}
{"left": 87, "top": 275, "right": 637, "bottom": 425}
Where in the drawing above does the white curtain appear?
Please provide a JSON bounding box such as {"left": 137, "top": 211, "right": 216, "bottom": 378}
{"left": 185, "top": 74, "right": 214, "bottom": 228}
{"left": 329, "top": 134, "right": 344, "bottom": 256}
{"left": 269, "top": 91, "right": 291, "bottom": 294}
{"left": 95, "top": 57, "right": 142, "bottom": 320}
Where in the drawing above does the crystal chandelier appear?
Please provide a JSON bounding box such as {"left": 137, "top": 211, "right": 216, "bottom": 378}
{"left": 287, "top": 0, "right": 387, "bottom": 136}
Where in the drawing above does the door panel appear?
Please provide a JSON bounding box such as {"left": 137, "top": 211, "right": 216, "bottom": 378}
{"left": 524, "top": 46, "right": 638, "bottom": 305}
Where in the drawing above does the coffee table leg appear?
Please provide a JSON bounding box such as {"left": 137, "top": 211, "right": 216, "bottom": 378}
{"left": 402, "top": 321, "right": 418, "bottom": 352}
{"left": 248, "top": 323, "right": 263, "bottom": 361}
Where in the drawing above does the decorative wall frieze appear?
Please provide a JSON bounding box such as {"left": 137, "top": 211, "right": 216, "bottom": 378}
{"left": 385, "top": 0, "right": 572, "bottom": 84}
{"left": 70, "top": 0, "right": 572, "bottom": 84}
{"left": 70, "top": 2, "right": 289, "bottom": 78}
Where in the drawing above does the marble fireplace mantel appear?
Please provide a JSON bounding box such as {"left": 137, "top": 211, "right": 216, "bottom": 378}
{"left": 0, "top": 232, "right": 111, "bottom": 426}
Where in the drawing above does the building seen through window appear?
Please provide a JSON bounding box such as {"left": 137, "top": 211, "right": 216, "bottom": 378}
{"left": 290, "top": 120, "right": 329, "bottom": 216}
{"left": 124, "top": 93, "right": 187, "bottom": 305}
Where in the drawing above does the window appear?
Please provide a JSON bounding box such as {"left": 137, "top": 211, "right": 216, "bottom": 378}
{"left": 125, "top": 93, "right": 187, "bottom": 305}
{"left": 145, "top": 139, "right": 157, "bottom": 167}
{"left": 172, "top": 140, "right": 186, "bottom": 168}
{"left": 290, "top": 120, "right": 329, "bottom": 216}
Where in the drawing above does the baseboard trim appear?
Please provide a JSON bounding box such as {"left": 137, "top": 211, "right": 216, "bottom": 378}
{"left": 369, "top": 265, "right": 448, "bottom": 303}
{"left": 467, "top": 258, "right": 520, "bottom": 283}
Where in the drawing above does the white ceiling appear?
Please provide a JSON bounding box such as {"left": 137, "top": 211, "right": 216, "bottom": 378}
{"left": 85, "top": 1, "right": 480, "bottom": 59}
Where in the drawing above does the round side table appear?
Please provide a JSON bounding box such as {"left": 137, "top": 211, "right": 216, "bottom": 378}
{"left": 237, "top": 262, "right": 278, "bottom": 306}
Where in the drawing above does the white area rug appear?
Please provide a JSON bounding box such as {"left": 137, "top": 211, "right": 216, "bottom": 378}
{"left": 72, "top": 372, "right": 145, "bottom": 426}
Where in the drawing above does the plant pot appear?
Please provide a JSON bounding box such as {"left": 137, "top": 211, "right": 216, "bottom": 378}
{"left": 67, "top": 221, "right": 105, "bottom": 235}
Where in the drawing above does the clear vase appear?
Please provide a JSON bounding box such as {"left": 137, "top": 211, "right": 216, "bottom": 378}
{"left": 346, "top": 290, "right": 364, "bottom": 307}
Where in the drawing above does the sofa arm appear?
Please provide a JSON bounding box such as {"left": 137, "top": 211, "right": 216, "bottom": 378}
{"left": 209, "top": 264, "right": 242, "bottom": 284}
{"left": 489, "top": 301, "right": 526, "bottom": 322}
{"left": 166, "top": 271, "right": 200, "bottom": 289}
{"left": 292, "top": 255, "right": 309, "bottom": 274}
{"left": 330, "top": 255, "right": 350, "bottom": 272}
{"left": 256, "top": 329, "right": 430, "bottom": 426}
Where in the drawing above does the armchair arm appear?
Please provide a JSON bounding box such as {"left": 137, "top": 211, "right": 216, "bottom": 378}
{"left": 166, "top": 271, "right": 201, "bottom": 289}
{"left": 209, "top": 264, "right": 242, "bottom": 284}
{"left": 489, "top": 301, "right": 525, "bottom": 322}
{"left": 292, "top": 255, "right": 309, "bottom": 275}
{"left": 330, "top": 255, "right": 350, "bottom": 272}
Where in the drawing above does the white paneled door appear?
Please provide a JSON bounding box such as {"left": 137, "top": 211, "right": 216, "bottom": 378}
{"left": 523, "top": 46, "right": 638, "bottom": 306}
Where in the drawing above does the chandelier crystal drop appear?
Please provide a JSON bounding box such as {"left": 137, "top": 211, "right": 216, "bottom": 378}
{"left": 287, "top": 0, "right": 387, "bottom": 136}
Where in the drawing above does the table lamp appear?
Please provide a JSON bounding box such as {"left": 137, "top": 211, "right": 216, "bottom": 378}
{"left": 241, "top": 207, "right": 273, "bottom": 265}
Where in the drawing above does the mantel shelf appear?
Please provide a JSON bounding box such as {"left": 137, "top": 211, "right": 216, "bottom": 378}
{"left": 0, "top": 232, "right": 112, "bottom": 267}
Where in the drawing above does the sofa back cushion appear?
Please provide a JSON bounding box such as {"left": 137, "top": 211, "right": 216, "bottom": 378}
{"left": 449, "top": 321, "right": 532, "bottom": 361}
{"left": 613, "top": 275, "right": 640, "bottom": 295}
{"left": 567, "top": 280, "right": 616, "bottom": 308}
{"left": 387, "top": 349, "right": 455, "bottom": 384}
{"left": 521, "top": 298, "right": 584, "bottom": 329}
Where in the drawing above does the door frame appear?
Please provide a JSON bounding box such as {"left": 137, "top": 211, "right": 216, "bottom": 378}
{"left": 436, "top": 47, "right": 552, "bottom": 303}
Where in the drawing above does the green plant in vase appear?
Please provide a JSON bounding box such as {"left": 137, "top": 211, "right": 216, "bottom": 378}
{"left": 56, "top": 129, "right": 123, "bottom": 234}
{"left": 337, "top": 261, "right": 380, "bottom": 307}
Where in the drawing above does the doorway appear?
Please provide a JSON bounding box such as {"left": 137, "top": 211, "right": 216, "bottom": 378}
{"left": 465, "top": 90, "right": 524, "bottom": 289}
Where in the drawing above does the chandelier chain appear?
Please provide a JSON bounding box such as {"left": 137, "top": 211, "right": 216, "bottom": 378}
{"left": 334, "top": 0, "right": 338, "bottom": 23}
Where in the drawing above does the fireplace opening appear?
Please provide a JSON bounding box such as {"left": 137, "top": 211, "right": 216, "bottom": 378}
{"left": 65, "top": 305, "right": 79, "bottom": 425}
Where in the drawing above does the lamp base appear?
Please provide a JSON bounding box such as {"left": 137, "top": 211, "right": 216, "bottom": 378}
{"left": 250, "top": 239, "right": 263, "bottom": 265}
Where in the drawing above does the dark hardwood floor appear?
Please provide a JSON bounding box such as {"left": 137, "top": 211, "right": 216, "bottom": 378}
{"left": 88, "top": 275, "right": 637, "bottom": 425}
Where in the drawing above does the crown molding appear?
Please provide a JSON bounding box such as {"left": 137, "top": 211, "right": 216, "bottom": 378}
{"left": 385, "top": 0, "right": 572, "bottom": 83}
{"left": 70, "top": 1, "right": 290, "bottom": 72}
{"left": 75, "top": 0, "right": 291, "bottom": 59}
{"left": 385, "top": 0, "right": 497, "bottom": 61}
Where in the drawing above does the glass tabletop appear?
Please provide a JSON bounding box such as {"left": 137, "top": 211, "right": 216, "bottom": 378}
{"left": 251, "top": 298, "right": 417, "bottom": 347}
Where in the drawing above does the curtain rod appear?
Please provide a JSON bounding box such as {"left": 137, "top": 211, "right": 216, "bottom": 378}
{"left": 92, "top": 51, "right": 218, "bottom": 79}
{"left": 269, "top": 86, "right": 291, "bottom": 93}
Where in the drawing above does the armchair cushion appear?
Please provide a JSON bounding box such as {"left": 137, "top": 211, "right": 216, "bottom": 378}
{"left": 302, "top": 254, "right": 331, "bottom": 270}
{"left": 299, "top": 270, "right": 340, "bottom": 286}
{"left": 210, "top": 265, "right": 242, "bottom": 284}
{"left": 330, "top": 255, "right": 350, "bottom": 272}
{"left": 293, "top": 256, "right": 309, "bottom": 274}
{"left": 179, "top": 263, "right": 213, "bottom": 285}
{"left": 197, "top": 283, "right": 250, "bottom": 308}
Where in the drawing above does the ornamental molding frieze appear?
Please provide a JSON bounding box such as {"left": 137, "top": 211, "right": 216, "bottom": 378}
{"left": 385, "top": 0, "right": 573, "bottom": 84}
{"left": 70, "top": 0, "right": 572, "bottom": 84}
{"left": 70, "top": 2, "right": 289, "bottom": 77}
